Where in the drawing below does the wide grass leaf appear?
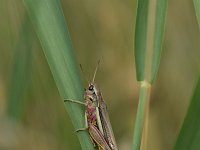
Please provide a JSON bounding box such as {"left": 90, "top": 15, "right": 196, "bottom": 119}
{"left": 23, "top": 0, "right": 94, "bottom": 149}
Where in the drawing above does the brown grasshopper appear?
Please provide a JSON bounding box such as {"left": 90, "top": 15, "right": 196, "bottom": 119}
{"left": 64, "top": 62, "right": 118, "bottom": 150}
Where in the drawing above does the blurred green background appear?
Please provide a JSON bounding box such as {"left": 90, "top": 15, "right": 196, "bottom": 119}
{"left": 0, "top": 0, "right": 200, "bottom": 150}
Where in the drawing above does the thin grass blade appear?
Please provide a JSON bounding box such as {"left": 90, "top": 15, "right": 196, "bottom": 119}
{"left": 194, "top": 0, "right": 200, "bottom": 27}
{"left": 174, "top": 77, "right": 200, "bottom": 150}
{"left": 134, "top": 0, "right": 167, "bottom": 83}
{"left": 6, "top": 15, "right": 33, "bottom": 121}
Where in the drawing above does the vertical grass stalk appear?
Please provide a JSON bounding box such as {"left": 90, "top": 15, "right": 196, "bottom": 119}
{"left": 133, "top": 81, "right": 151, "bottom": 150}
{"left": 133, "top": 0, "right": 167, "bottom": 149}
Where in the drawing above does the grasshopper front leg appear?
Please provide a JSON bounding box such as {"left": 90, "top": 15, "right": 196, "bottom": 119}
{"left": 64, "top": 99, "right": 88, "bottom": 130}
{"left": 64, "top": 99, "right": 86, "bottom": 106}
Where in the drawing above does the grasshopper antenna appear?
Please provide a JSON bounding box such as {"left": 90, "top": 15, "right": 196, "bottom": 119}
{"left": 80, "top": 64, "right": 89, "bottom": 84}
{"left": 92, "top": 60, "right": 100, "bottom": 82}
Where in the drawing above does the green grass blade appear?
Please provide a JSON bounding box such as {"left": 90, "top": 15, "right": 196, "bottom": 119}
{"left": 23, "top": 0, "right": 94, "bottom": 149}
{"left": 194, "top": 0, "right": 200, "bottom": 27}
{"left": 174, "top": 77, "right": 200, "bottom": 150}
{"left": 6, "top": 15, "right": 33, "bottom": 121}
{"left": 134, "top": 0, "right": 148, "bottom": 81}
{"left": 133, "top": 0, "right": 167, "bottom": 150}
{"left": 134, "top": 0, "right": 167, "bottom": 83}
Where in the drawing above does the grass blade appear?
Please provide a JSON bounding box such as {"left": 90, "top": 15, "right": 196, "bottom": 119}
{"left": 23, "top": 0, "right": 94, "bottom": 149}
{"left": 134, "top": 0, "right": 167, "bottom": 83}
{"left": 133, "top": 0, "right": 167, "bottom": 150}
{"left": 174, "top": 77, "right": 200, "bottom": 150}
{"left": 6, "top": 15, "right": 33, "bottom": 121}
{"left": 194, "top": 0, "right": 200, "bottom": 27}
{"left": 134, "top": 0, "right": 148, "bottom": 81}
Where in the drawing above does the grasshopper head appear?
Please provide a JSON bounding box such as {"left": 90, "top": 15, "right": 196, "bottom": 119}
{"left": 84, "top": 83, "right": 99, "bottom": 106}
{"left": 88, "top": 82, "right": 99, "bottom": 95}
{"left": 87, "top": 82, "right": 104, "bottom": 106}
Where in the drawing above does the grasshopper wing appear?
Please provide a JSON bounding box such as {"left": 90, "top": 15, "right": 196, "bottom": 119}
{"left": 91, "top": 83, "right": 118, "bottom": 150}
{"left": 88, "top": 124, "right": 111, "bottom": 150}
{"left": 98, "top": 101, "right": 118, "bottom": 150}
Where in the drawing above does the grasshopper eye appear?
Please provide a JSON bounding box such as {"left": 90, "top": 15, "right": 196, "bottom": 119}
{"left": 89, "top": 85, "right": 93, "bottom": 91}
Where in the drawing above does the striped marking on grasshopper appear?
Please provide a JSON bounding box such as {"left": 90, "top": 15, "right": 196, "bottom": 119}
{"left": 64, "top": 62, "right": 118, "bottom": 150}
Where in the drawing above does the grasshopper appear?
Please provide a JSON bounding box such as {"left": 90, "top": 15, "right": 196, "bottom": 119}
{"left": 64, "top": 62, "right": 118, "bottom": 150}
